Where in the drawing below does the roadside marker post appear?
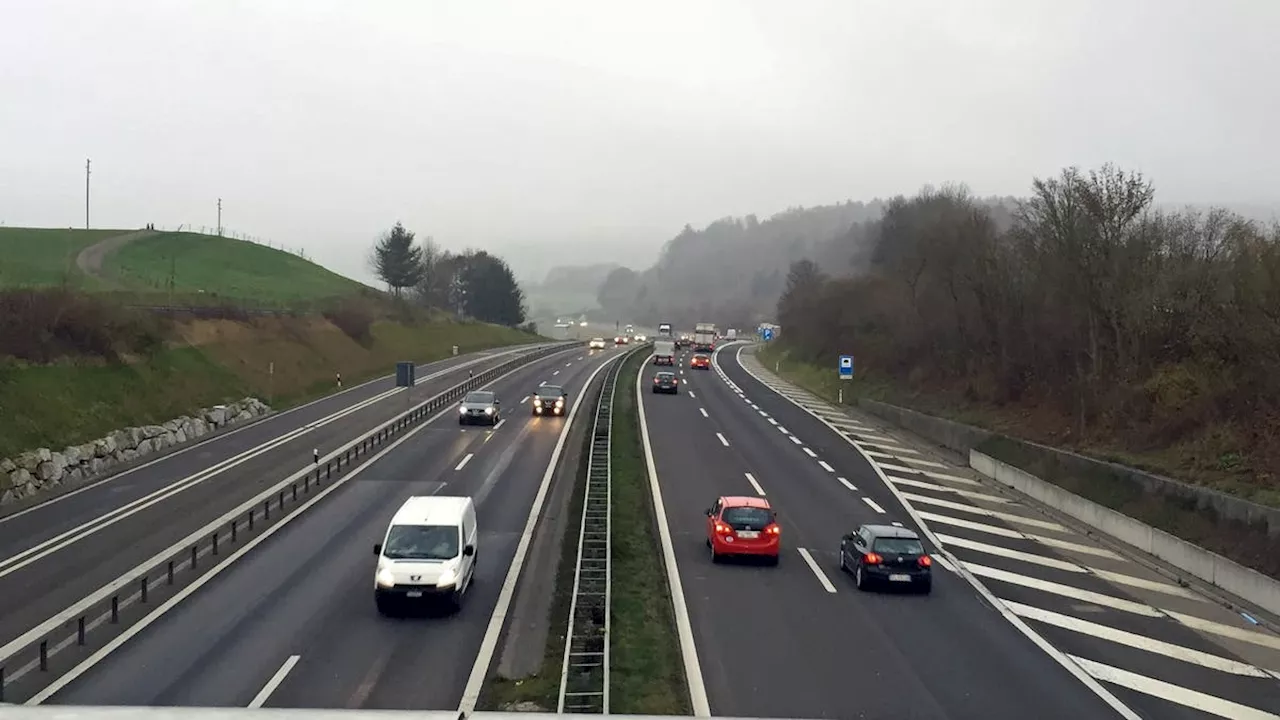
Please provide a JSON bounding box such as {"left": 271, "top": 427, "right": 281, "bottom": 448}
{"left": 838, "top": 355, "right": 854, "bottom": 404}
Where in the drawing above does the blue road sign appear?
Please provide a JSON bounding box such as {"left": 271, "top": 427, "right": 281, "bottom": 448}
{"left": 839, "top": 355, "right": 854, "bottom": 380}
{"left": 762, "top": 328, "right": 774, "bottom": 341}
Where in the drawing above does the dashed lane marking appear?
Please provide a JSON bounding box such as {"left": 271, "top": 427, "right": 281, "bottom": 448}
{"left": 797, "top": 548, "right": 837, "bottom": 593}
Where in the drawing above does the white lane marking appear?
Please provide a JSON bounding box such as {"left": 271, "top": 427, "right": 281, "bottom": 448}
{"left": 715, "top": 432, "right": 730, "bottom": 447}
{"left": 937, "top": 534, "right": 1085, "bottom": 572}
{"left": 818, "top": 461, "right": 834, "bottom": 473}
{"left": 931, "top": 554, "right": 957, "bottom": 573}
{"left": 878, "top": 464, "right": 974, "bottom": 484}
{"left": 888, "top": 476, "right": 1011, "bottom": 503}
{"left": 849, "top": 432, "right": 897, "bottom": 443}
{"left": 565, "top": 362, "right": 572, "bottom": 367}
{"left": 688, "top": 391, "right": 696, "bottom": 399}
{"left": 1168, "top": 611, "right": 1280, "bottom": 651}
{"left": 539, "top": 381, "right": 546, "bottom": 386}
{"left": 789, "top": 436, "right": 803, "bottom": 445}
{"left": 964, "top": 563, "right": 1164, "bottom": 617}
{"left": 797, "top": 548, "right": 837, "bottom": 593}
{"left": 802, "top": 447, "right": 817, "bottom": 458}
{"left": 900, "top": 492, "right": 1066, "bottom": 532}
{"left": 248, "top": 654, "right": 301, "bottom": 708}
{"left": 777, "top": 426, "right": 789, "bottom": 434}
{"left": 837, "top": 477, "right": 858, "bottom": 492}
{"left": 631, "top": 357, "right": 711, "bottom": 717}
{"left": 744, "top": 473, "right": 766, "bottom": 496}
{"left": 1088, "top": 567, "right": 1203, "bottom": 600}
{"left": 897, "top": 456, "right": 948, "bottom": 469}
{"left": 461, "top": 352, "right": 629, "bottom": 714}
{"left": 455, "top": 453, "right": 474, "bottom": 471}
{"left": 492, "top": 419, "right": 506, "bottom": 431}
{"left": 856, "top": 440, "right": 920, "bottom": 455}
{"left": 918, "top": 511, "right": 1123, "bottom": 558}
{"left": 863, "top": 498, "right": 886, "bottom": 514}
{"left": 767, "top": 417, "right": 778, "bottom": 425}
{"left": 552, "top": 370, "right": 560, "bottom": 376}
{"left": 699, "top": 408, "right": 709, "bottom": 418}
{"left": 520, "top": 396, "right": 530, "bottom": 404}
{"left": 1006, "top": 602, "right": 1274, "bottom": 678}
{"left": 1071, "top": 655, "right": 1280, "bottom": 720}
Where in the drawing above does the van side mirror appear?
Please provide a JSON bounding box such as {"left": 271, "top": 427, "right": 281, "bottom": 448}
{"left": 705, "top": 508, "right": 713, "bottom": 517}
{"left": 463, "top": 545, "right": 475, "bottom": 556}
{"left": 373, "top": 543, "right": 382, "bottom": 556}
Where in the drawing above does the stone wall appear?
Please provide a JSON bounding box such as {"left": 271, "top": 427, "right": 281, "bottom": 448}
{"left": 1, "top": 397, "right": 271, "bottom": 506}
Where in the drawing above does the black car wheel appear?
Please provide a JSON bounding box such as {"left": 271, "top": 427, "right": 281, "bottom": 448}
{"left": 855, "top": 564, "right": 868, "bottom": 591}
{"left": 839, "top": 550, "right": 847, "bottom": 572}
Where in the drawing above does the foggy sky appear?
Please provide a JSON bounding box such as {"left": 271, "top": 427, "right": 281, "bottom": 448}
{"left": 3, "top": 0, "right": 1278, "bottom": 285}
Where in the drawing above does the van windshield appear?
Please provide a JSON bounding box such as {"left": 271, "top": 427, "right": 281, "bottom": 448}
{"left": 383, "top": 524, "right": 459, "bottom": 560}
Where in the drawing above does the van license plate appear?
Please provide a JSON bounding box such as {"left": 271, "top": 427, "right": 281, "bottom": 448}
{"left": 889, "top": 574, "right": 910, "bottom": 582}
{"left": 406, "top": 591, "right": 423, "bottom": 597}
{"left": 737, "top": 531, "right": 759, "bottom": 539}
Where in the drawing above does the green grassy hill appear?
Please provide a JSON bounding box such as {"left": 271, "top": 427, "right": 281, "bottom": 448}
{"left": 0, "top": 227, "right": 370, "bottom": 309}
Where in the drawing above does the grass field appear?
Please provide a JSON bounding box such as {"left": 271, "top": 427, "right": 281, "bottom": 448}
{"left": 0, "top": 317, "right": 539, "bottom": 458}
{"left": 0, "top": 227, "right": 369, "bottom": 309}
{"left": 479, "top": 348, "right": 689, "bottom": 714}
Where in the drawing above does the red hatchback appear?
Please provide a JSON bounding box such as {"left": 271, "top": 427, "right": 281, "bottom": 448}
{"left": 690, "top": 354, "right": 711, "bottom": 370}
{"left": 705, "top": 496, "right": 781, "bottom": 564}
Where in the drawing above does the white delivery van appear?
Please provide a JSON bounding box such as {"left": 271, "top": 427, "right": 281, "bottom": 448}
{"left": 373, "top": 495, "right": 478, "bottom": 614}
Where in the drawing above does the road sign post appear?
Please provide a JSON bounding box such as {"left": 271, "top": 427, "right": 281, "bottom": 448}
{"left": 838, "top": 355, "right": 853, "bottom": 404}
{"left": 762, "top": 327, "right": 774, "bottom": 342}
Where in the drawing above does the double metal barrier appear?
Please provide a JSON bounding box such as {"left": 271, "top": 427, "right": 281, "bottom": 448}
{"left": 0, "top": 341, "right": 577, "bottom": 704}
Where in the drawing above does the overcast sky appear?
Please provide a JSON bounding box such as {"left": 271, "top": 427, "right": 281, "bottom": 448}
{"left": 3, "top": 0, "right": 1277, "bottom": 284}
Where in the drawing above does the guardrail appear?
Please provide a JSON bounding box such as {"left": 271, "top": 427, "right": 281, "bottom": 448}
{"left": 0, "top": 341, "right": 579, "bottom": 705}
{"left": 556, "top": 344, "right": 645, "bottom": 714}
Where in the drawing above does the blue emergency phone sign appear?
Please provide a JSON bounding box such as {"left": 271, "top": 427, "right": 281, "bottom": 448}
{"left": 762, "top": 328, "right": 774, "bottom": 341}
{"left": 839, "top": 355, "right": 854, "bottom": 380}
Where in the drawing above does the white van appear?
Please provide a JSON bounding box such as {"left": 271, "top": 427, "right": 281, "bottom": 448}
{"left": 373, "top": 495, "right": 478, "bottom": 614}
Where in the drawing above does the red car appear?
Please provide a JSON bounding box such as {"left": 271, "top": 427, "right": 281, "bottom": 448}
{"left": 690, "top": 354, "right": 710, "bottom": 370}
{"left": 705, "top": 496, "right": 781, "bottom": 564}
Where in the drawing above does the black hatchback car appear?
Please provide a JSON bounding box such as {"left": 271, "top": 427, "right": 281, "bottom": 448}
{"left": 839, "top": 524, "right": 932, "bottom": 594}
{"left": 651, "top": 371, "right": 679, "bottom": 394}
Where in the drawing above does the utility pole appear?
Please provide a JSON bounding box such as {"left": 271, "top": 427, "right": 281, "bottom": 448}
{"left": 85, "top": 159, "right": 91, "bottom": 229}
{"left": 217, "top": 198, "right": 222, "bottom": 236}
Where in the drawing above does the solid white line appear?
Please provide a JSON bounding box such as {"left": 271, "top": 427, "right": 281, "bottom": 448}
{"left": 716, "top": 432, "right": 730, "bottom": 447}
{"left": 699, "top": 408, "right": 709, "bottom": 418}
{"left": 931, "top": 554, "right": 957, "bottom": 573}
{"left": 863, "top": 497, "right": 886, "bottom": 514}
{"left": 1168, "top": 611, "right": 1280, "bottom": 651}
{"left": 897, "top": 456, "right": 948, "bottom": 469}
{"left": 887, "top": 475, "right": 1011, "bottom": 503}
{"left": 633, "top": 355, "right": 711, "bottom": 717}
{"left": 900, "top": 492, "right": 1066, "bottom": 531}
{"left": 937, "top": 534, "right": 1085, "bottom": 572}
{"left": 802, "top": 447, "right": 817, "bottom": 458}
{"left": 856, "top": 440, "right": 920, "bottom": 455}
{"left": 248, "top": 654, "right": 301, "bottom": 708}
{"left": 1006, "top": 602, "right": 1273, "bottom": 678}
{"left": 837, "top": 477, "right": 858, "bottom": 492}
{"left": 879, "top": 464, "right": 975, "bottom": 483}
{"left": 733, "top": 346, "right": 1143, "bottom": 720}
{"left": 965, "top": 563, "right": 1164, "bottom": 617}
{"left": 818, "top": 461, "right": 834, "bottom": 473}
{"left": 459, "top": 352, "right": 627, "bottom": 714}
{"left": 797, "top": 548, "right": 837, "bottom": 593}
{"left": 1071, "top": 655, "right": 1280, "bottom": 720}
{"left": 744, "top": 473, "right": 766, "bottom": 496}
{"left": 455, "top": 453, "right": 474, "bottom": 471}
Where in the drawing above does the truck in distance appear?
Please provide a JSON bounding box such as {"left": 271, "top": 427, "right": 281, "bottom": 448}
{"left": 694, "top": 322, "right": 717, "bottom": 352}
{"left": 658, "top": 322, "right": 673, "bottom": 338}
{"left": 653, "top": 339, "right": 676, "bottom": 365}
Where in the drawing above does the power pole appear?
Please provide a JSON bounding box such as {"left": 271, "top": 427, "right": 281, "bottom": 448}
{"left": 217, "top": 198, "right": 222, "bottom": 236}
{"left": 85, "top": 159, "right": 91, "bottom": 229}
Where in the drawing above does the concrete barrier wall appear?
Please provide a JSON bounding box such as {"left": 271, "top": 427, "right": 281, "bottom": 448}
{"left": 972, "top": 450, "right": 1280, "bottom": 617}
{"left": 857, "top": 398, "right": 994, "bottom": 456}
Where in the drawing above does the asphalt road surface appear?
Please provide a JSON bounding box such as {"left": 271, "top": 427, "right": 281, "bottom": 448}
{"left": 46, "top": 344, "right": 625, "bottom": 710}
{"left": 0, "top": 344, "right": 557, "bottom": 665}
{"left": 658, "top": 341, "right": 1280, "bottom": 720}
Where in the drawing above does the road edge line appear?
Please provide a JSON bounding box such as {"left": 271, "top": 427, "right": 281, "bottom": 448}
{"left": 731, "top": 343, "right": 1142, "bottom": 720}
{"left": 635, "top": 350, "right": 712, "bottom": 717}
{"left": 457, "top": 350, "right": 627, "bottom": 714}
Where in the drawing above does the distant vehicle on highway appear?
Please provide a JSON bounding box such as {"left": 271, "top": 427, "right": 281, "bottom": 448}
{"left": 694, "top": 322, "right": 717, "bottom": 352}
{"left": 676, "top": 333, "right": 692, "bottom": 349}
{"left": 840, "top": 523, "right": 933, "bottom": 594}
{"left": 652, "top": 339, "right": 676, "bottom": 365}
{"left": 726, "top": 328, "right": 738, "bottom": 341}
{"left": 458, "top": 390, "right": 501, "bottom": 426}
{"left": 532, "top": 384, "right": 568, "bottom": 416}
{"left": 657, "top": 322, "right": 672, "bottom": 338}
{"left": 373, "top": 495, "right": 478, "bottom": 614}
{"left": 705, "top": 495, "right": 780, "bottom": 564}
{"left": 614, "top": 335, "right": 629, "bottom": 345}
{"left": 690, "top": 353, "right": 710, "bottom": 370}
{"left": 651, "top": 371, "right": 679, "bottom": 394}
{"left": 634, "top": 333, "right": 647, "bottom": 342}
{"left": 588, "top": 337, "right": 607, "bottom": 349}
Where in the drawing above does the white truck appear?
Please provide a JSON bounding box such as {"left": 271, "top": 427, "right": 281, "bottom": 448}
{"left": 726, "top": 328, "right": 738, "bottom": 341}
{"left": 653, "top": 340, "right": 676, "bottom": 366}
{"left": 693, "top": 322, "right": 717, "bottom": 352}
{"left": 658, "top": 322, "right": 673, "bottom": 339}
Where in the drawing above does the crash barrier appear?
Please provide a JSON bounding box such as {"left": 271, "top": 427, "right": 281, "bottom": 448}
{"left": 0, "top": 341, "right": 577, "bottom": 704}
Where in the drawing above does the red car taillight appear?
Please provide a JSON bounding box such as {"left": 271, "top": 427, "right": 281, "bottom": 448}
{"left": 765, "top": 523, "right": 780, "bottom": 535}
{"left": 918, "top": 555, "right": 933, "bottom": 568}
{"left": 864, "top": 552, "right": 883, "bottom": 565}
{"left": 714, "top": 522, "right": 733, "bottom": 535}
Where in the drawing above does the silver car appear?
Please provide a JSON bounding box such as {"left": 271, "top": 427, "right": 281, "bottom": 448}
{"left": 458, "top": 390, "right": 500, "bottom": 426}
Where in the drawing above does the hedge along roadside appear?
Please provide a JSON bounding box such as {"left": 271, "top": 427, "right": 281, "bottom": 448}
{"left": 0, "top": 341, "right": 577, "bottom": 703}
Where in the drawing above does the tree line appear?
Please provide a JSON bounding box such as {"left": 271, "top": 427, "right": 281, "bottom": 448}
{"left": 777, "top": 164, "right": 1280, "bottom": 489}
{"left": 369, "top": 222, "right": 527, "bottom": 327}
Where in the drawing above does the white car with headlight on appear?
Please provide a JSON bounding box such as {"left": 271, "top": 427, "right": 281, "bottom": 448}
{"left": 458, "top": 390, "right": 500, "bottom": 426}
{"left": 374, "top": 495, "right": 477, "bottom": 614}
{"left": 588, "top": 337, "right": 607, "bottom": 349}
{"left": 532, "top": 384, "right": 569, "bottom": 416}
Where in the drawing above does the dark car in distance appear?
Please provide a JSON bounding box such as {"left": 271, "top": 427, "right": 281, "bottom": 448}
{"left": 839, "top": 524, "right": 932, "bottom": 594}
{"left": 652, "top": 371, "right": 679, "bottom": 394}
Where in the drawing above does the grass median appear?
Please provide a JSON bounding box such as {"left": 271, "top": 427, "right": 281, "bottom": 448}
{"left": 480, "top": 348, "right": 690, "bottom": 714}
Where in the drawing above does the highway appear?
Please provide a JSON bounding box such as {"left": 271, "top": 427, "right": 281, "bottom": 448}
{"left": 0, "top": 343, "right": 559, "bottom": 685}
{"left": 641, "top": 342, "right": 1280, "bottom": 719}
{"left": 40, "top": 344, "right": 626, "bottom": 710}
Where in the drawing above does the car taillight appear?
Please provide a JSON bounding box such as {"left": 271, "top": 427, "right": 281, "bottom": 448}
{"left": 672, "top": 378, "right": 678, "bottom": 384}
{"left": 864, "top": 552, "right": 883, "bottom": 565}
{"left": 654, "top": 378, "right": 659, "bottom": 383}
{"left": 918, "top": 555, "right": 933, "bottom": 568}
{"left": 765, "top": 524, "right": 780, "bottom": 535}
{"left": 714, "top": 522, "right": 732, "bottom": 534}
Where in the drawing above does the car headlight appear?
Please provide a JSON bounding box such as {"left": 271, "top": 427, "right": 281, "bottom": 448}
{"left": 533, "top": 398, "right": 542, "bottom": 406}
{"left": 555, "top": 398, "right": 564, "bottom": 407}
{"left": 459, "top": 405, "right": 467, "bottom": 414}
{"left": 377, "top": 567, "right": 395, "bottom": 588}
{"left": 437, "top": 568, "right": 457, "bottom": 588}
{"left": 485, "top": 406, "right": 494, "bottom": 414}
